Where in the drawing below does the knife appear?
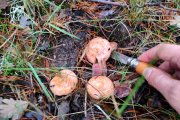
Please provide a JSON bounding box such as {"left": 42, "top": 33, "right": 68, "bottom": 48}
{"left": 111, "top": 51, "right": 150, "bottom": 75}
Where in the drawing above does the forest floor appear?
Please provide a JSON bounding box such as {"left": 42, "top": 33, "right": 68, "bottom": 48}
{"left": 0, "top": 0, "right": 180, "bottom": 120}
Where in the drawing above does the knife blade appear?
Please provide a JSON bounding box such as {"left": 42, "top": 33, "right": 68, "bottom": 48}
{"left": 111, "top": 51, "right": 133, "bottom": 65}
{"left": 111, "top": 51, "right": 150, "bottom": 75}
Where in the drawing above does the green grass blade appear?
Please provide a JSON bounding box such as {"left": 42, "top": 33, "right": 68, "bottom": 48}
{"left": 46, "top": 1, "right": 65, "bottom": 22}
{"left": 27, "top": 62, "right": 53, "bottom": 102}
{"left": 43, "top": 0, "right": 57, "bottom": 7}
{"left": 118, "top": 76, "right": 145, "bottom": 116}
{"left": 48, "top": 23, "right": 80, "bottom": 40}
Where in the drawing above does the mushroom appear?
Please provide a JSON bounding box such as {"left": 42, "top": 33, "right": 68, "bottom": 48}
{"left": 50, "top": 69, "right": 78, "bottom": 96}
{"left": 85, "top": 37, "right": 117, "bottom": 76}
{"left": 86, "top": 76, "right": 114, "bottom": 99}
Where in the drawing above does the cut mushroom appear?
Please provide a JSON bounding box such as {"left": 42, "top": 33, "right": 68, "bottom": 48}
{"left": 85, "top": 37, "right": 117, "bottom": 76}
{"left": 86, "top": 76, "right": 114, "bottom": 99}
{"left": 50, "top": 69, "right": 78, "bottom": 96}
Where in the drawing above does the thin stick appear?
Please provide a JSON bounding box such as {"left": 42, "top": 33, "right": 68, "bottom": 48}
{"left": 88, "top": 0, "right": 180, "bottom": 12}
{"left": 84, "top": 91, "right": 87, "bottom": 117}
{"left": 28, "top": 102, "right": 47, "bottom": 117}
{"left": 88, "top": 0, "right": 128, "bottom": 7}
{"left": 159, "top": 3, "right": 180, "bottom": 12}
{"left": 0, "top": 29, "right": 17, "bottom": 49}
{"left": 111, "top": 95, "right": 120, "bottom": 118}
{"left": 94, "top": 104, "right": 111, "bottom": 120}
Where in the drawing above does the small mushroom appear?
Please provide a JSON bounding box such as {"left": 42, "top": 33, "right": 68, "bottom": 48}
{"left": 50, "top": 69, "right": 78, "bottom": 96}
{"left": 85, "top": 37, "right": 117, "bottom": 76}
{"left": 86, "top": 76, "right": 114, "bottom": 99}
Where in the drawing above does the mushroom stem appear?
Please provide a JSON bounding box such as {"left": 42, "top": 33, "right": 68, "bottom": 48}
{"left": 92, "top": 59, "right": 107, "bottom": 76}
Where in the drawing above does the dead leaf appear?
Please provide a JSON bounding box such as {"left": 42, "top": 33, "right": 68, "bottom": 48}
{"left": 0, "top": 98, "right": 28, "bottom": 120}
{"left": 114, "top": 84, "right": 131, "bottom": 99}
{"left": 25, "top": 111, "right": 43, "bottom": 120}
{"left": 19, "top": 16, "right": 32, "bottom": 28}
{"left": 170, "top": 15, "right": 180, "bottom": 28}
{"left": 0, "top": 0, "right": 9, "bottom": 9}
{"left": 109, "top": 73, "right": 122, "bottom": 81}
{"left": 98, "top": 10, "right": 115, "bottom": 18}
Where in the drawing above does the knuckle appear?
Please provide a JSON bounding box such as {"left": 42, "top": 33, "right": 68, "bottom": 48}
{"left": 147, "top": 68, "right": 171, "bottom": 88}
{"left": 170, "top": 56, "right": 180, "bottom": 69}
{"left": 147, "top": 69, "right": 164, "bottom": 85}
{"left": 157, "top": 44, "right": 166, "bottom": 56}
{"left": 153, "top": 74, "right": 166, "bottom": 85}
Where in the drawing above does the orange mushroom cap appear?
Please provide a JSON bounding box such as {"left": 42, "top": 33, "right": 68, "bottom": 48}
{"left": 85, "top": 37, "right": 117, "bottom": 64}
{"left": 50, "top": 69, "right": 78, "bottom": 96}
{"left": 86, "top": 76, "right": 114, "bottom": 99}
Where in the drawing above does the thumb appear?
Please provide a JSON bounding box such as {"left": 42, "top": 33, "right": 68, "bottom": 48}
{"left": 143, "top": 67, "right": 180, "bottom": 114}
{"left": 143, "top": 67, "right": 173, "bottom": 95}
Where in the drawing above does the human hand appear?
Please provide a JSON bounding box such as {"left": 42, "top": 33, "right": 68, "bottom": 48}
{"left": 138, "top": 44, "right": 180, "bottom": 114}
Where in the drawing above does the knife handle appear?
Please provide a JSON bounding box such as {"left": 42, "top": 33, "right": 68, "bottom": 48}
{"left": 135, "top": 62, "right": 150, "bottom": 75}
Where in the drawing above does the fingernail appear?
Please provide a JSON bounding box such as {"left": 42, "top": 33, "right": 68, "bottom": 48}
{"left": 143, "top": 67, "right": 153, "bottom": 80}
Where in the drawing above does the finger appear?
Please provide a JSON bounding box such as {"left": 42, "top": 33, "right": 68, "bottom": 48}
{"left": 143, "top": 67, "right": 180, "bottom": 114}
{"left": 138, "top": 44, "right": 180, "bottom": 63}
{"left": 169, "top": 55, "right": 180, "bottom": 71}
{"left": 158, "top": 61, "right": 174, "bottom": 74}
{"left": 143, "top": 67, "right": 173, "bottom": 95}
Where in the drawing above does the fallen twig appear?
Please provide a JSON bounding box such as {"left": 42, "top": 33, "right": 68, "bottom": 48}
{"left": 88, "top": 0, "right": 128, "bottom": 7}
{"left": 0, "top": 29, "right": 17, "bottom": 49}
{"left": 88, "top": 0, "right": 180, "bottom": 12}
{"left": 159, "top": 3, "right": 180, "bottom": 12}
